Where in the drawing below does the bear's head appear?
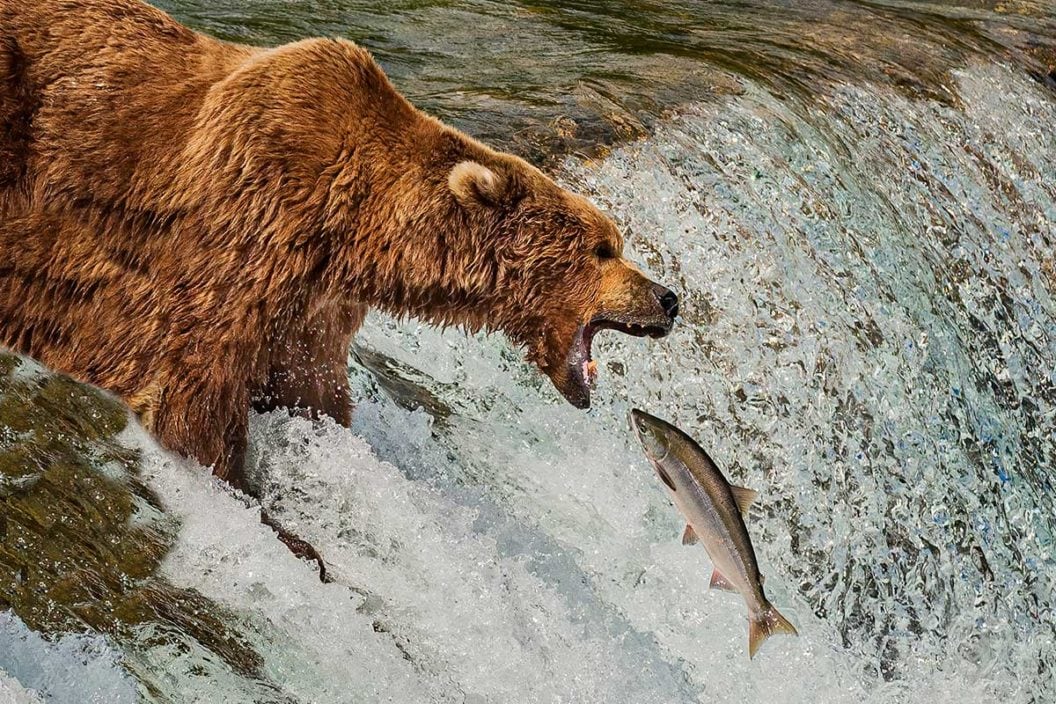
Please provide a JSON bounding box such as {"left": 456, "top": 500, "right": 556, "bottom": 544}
{"left": 184, "top": 38, "right": 677, "bottom": 409}
{"left": 439, "top": 153, "right": 679, "bottom": 408}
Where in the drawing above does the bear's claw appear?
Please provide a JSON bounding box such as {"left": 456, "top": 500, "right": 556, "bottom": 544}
{"left": 260, "top": 510, "right": 332, "bottom": 583}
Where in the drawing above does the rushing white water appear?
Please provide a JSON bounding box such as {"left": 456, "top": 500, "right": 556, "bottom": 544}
{"left": 0, "top": 613, "right": 137, "bottom": 704}
{"left": 0, "top": 673, "right": 43, "bottom": 704}
{"left": 3, "top": 62, "right": 1054, "bottom": 702}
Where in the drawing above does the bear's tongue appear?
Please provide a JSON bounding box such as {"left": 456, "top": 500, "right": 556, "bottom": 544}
{"left": 584, "top": 359, "right": 598, "bottom": 385}
{"left": 562, "top": 323, "right": 597, "bottom": 406}
{"left": 573, "top": 323, "right": 600, "bottom": 388}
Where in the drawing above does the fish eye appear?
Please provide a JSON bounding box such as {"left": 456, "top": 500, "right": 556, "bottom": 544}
{"left": 644, "top": 429, "right": 669, "bottom": 457}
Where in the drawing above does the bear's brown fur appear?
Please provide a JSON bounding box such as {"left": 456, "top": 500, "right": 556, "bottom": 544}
{"left": 0, "top": 0, "right": 677, "bottom": 487}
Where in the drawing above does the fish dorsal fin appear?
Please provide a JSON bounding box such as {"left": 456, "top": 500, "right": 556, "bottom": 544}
{"left": 730, "top": 485, "right": 758, "bottom": 517}
{"left": 709, "top": 569, "right": 737, "bottom": 592}
{"left": 681, "top": 524, "right": 698, "bottom": 546}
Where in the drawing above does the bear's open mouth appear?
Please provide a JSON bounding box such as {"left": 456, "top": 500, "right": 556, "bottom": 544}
{"left": 564, "top": 313, "right": 673, "bottom": 408}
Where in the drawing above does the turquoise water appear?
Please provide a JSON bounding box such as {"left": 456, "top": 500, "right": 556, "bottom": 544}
{"left": 2, "top": 1, "right": 1056, "bottom": 702}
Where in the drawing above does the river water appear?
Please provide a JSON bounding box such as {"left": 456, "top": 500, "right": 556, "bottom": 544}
{"left": 1, "top": 1, "right": 1055, "bottom": 702}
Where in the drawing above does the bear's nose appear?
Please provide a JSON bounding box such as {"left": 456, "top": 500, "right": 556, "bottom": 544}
{"left": 653, "top": 284, "right": 679, "bottom": 320}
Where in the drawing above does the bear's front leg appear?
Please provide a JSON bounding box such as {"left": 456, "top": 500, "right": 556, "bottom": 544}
{"left": 152, "top": 364, "right": 253, "bottom": 491}
{"left": 151, "top": 359, "right": 332, "bottom": 580}
{"left": 253, "top": 301, "right": 367, "bottom": 426}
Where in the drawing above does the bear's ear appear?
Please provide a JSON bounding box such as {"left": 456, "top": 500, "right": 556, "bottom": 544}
{"left": 449, "top": 161, "right": 508, "bottom": 209}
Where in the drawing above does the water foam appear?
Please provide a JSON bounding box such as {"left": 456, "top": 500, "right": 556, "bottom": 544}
{"left": 0, "top": 672, "right": 43, "bottom": 704}
{"left": 0, "top": 612, "right": 137, "bottom": 704}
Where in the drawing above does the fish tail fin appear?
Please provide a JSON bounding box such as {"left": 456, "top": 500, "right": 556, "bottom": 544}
{"left": 748, "top": 603, "right": 798, "bottom": 659}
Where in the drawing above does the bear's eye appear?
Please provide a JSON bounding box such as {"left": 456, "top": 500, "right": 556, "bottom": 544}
{"left": 594, "top": 243, "right": 617, "bottom": 260}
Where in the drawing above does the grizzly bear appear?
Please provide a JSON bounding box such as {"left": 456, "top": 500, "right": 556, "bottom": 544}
{"left": 0, "top": 0, "right": 678, "bottom": 490}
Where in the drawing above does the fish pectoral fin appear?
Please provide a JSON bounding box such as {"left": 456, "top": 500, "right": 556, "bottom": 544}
{"left": 681, "top": 524, "right": 698, "bottom": 546}
{"left": 730, "top": 485, "right": 759, "bottom": 517}
{"left": 656, "top": 465, "right": 677, "bottom": 492}
{"left": 709, "top": 569, "right": 737, "bottom": 592}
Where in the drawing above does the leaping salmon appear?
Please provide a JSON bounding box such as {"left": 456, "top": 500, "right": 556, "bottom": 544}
{"left": 631, "top": 408, "right": 798, "bottom": 658}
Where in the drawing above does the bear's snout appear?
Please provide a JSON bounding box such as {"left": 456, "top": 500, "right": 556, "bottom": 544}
{"left": 593, "top": 268, "right": 679, "bottom": 340}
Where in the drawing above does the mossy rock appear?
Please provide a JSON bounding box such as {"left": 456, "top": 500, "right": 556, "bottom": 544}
{"left": 0, "top": 351, "right": 273, "bottom": 696}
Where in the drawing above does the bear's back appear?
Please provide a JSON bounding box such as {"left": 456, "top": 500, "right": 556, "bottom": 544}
{"left": 1, "top": 0, "right": 255, "bottom": 213}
